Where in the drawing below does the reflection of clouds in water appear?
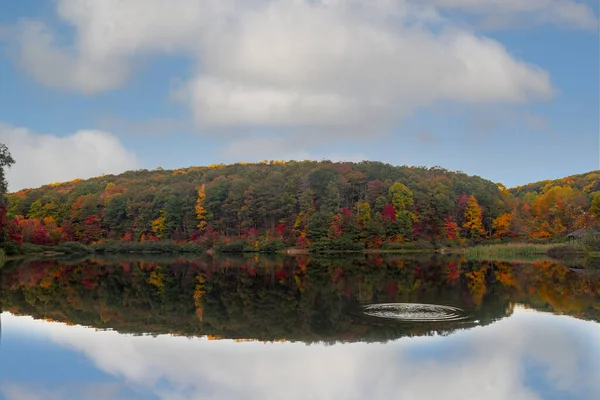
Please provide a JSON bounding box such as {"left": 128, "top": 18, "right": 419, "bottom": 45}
{"left": 1, "top": 308, "right": 599, "bottom": 400}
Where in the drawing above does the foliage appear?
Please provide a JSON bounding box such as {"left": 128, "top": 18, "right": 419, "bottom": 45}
{"left": 195, "top": 184, "right": 208, "bottom": 231}
{"left": 0, "top": 143, "right": 15, "bottom": 195}
{"left": 492, "top": 213, "right": 512, "bottom": 238}
{"left": 0, "top": 143, "right": 15, "bottom": 246}
{"left": 463, "top": 195, "right": 484, "bottom": 239}
{"left": 581, "top": 233, "right": 600, "bottom": 252}
{"left": 4, "top": 161, "right": 599, "bottom": 252}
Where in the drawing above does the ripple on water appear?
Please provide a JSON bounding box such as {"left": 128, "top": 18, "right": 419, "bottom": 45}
{"left": 363, "top": 303, "right": 468, "bottom": 322}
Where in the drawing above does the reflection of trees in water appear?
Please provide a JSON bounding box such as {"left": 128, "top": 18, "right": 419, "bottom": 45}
{"left": 0, "top": 255, "right": 598, "bottom": 343}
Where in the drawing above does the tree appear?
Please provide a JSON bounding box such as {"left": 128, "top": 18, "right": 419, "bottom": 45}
{"left": 389, "top": 183, "right": 416, "bottom": 238}
{"left": 0, "top": 143, "right": 15, "bottom": 195}
{"left": 463, "top": 195, "right": 484, "bottom": 239}
{"left": 0, "top": 143, "right": 15, "bottom": 244}
{"left": 195, "top": 184, "right": 208, "bottom": 231}
{"left": 443, "top": 217, "right": 460, "bottom": 240}
{"left": 322, "top": 181, "right": 340, "bottom": 215}
{"left": 79, "top": 215, "right": 104, "bottom": 244}
{"left": 105, "top": 195, "right": 128, "bottom": 236}
{"left": 492, "top": 213, "right": 512, "bottom": 238}
{"left": 151, "top": 210, "right": 168, "bottom": 239}
{"left": 354, "top": 202, "right": 371, "bottom": 226}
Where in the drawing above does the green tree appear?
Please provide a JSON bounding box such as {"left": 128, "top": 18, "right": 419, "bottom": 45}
{"left": 389, "top": 182, "right": 416, "bottom": 238}
{"left": 322, "top": 181, "right": 340, "bottom": 215}
{"left": 105, "top": 195, "right": 128, "bottom": 237}
{"left": 0, "top": 143, "right": 15, "bottom": 195}
{"left": 0, "top": 143, "right": 15, "bottom": 245}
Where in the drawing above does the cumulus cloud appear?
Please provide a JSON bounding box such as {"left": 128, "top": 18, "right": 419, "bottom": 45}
{"left": 2, "top": 308, "right": 599, "bottom": 400}
{"left": 12, "top": 0, "right": 562, "bottom": 137}
{"left": 16, "top": 21, "right": 131, "bottom": 94}
{"left": 0, "top": 124, "right": 140, "bottom": 191}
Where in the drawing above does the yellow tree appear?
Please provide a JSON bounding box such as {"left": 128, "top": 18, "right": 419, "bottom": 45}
{"left": 354, "top": 201, "right": 372, "bottom": 226}
{"left": 463, "top": 195, "right": 484, "bottom": 239}
{"left": 195, "top": 184, "right": 207, "bottom": 231}
{"left": 388, "top": 182, "right": 417, "bottom": 236}
{"left": 492, "top": 213, "right": 512, "bottom": 238}
{"left": 151, "top": 209, "right": 168, "bottom": 239}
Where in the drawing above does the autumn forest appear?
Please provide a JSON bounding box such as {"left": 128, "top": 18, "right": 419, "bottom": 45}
{"left": 2, "top": 160, "right": 600, "bottom": 254}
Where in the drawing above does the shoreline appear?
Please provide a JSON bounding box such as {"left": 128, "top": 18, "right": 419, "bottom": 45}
{"left": 2, "top": 241, "right": 594, "bottom": 260}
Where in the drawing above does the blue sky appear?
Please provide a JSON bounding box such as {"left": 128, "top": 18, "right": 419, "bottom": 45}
{"left": 0, "top": 0, "right": 598, "bottom": 190}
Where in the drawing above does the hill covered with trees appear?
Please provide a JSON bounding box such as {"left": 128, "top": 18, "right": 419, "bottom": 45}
{"left": 3, "top": 161, "right": 600, "bottom": 252}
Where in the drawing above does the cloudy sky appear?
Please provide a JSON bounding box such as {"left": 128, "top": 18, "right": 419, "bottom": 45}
{"left": 0, "top": 0, "right": 598, "bottom": 190}
{"left": 1, "top": 307, "right": 599, "bottom": 399}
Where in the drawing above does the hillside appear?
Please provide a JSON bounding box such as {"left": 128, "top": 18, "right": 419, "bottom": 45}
{"left": 510, "top": 171, "right": 600, "bottom": 199}
{"left": 4, "top": 161, "right": 600, "bottom": 251}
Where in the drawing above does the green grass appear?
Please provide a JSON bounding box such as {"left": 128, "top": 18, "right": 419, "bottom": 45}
{"left": 463, "top": 242, "right": 584, "bottom": 262}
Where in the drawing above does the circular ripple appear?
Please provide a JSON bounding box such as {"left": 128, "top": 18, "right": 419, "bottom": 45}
{"left": 363, "top": 303, "right": 468, "bottom": 322}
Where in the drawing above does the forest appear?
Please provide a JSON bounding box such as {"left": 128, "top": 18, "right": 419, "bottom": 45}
{"left": 1, "top": 255, "right": 598, "bottom": 343}
{"left": 2, "top": 160, "right": 600, "bottom": 253}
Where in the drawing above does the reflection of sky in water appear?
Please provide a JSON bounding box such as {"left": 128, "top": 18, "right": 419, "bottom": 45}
{"left": 0, "top": 306, "right": 598, "bottom": 400}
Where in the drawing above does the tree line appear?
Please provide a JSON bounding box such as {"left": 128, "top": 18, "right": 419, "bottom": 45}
{"left": 2, "top": 149, "right": 600, "bottom": 252}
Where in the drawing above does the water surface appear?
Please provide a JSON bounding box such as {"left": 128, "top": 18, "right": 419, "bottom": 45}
{"left": 0, "top": 255, "right": 598, "bottom": 399}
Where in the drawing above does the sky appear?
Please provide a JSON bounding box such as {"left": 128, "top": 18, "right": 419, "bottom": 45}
{"left": 0, "top": 0, "right": 598, "bottom": 191}
{"left": 1, "top": 307, "right": 599, "bottom": 399}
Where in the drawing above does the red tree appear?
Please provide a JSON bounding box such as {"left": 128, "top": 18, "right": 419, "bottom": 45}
{"left": 381, "top": 204, "right": 396, "bottom": 221}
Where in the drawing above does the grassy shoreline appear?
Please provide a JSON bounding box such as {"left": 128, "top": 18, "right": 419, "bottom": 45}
{"left": 2, "top": 240, "right": 595, "bottom": 261}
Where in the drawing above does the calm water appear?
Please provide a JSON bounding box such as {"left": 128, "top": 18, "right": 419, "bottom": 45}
{"left": 0, "top": 254, "right": 598, "bottom": 400}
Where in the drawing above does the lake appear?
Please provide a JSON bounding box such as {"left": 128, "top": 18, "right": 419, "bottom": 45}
{"left": 0, "top": 254, "right": 598, "bottom": 399}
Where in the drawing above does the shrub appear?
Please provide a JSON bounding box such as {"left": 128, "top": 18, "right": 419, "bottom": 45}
{"left": 21, "top": 243, "right": 47, "bottom": 254}
{"left": 381, "top": 240, "right": 434, "bottom": 251}
{"left": 309, "top": 237, "right": 365, "bottom": 253}
{"left": 92, "top": 240, "right": 191, "bottom": 253}
{"left": 214, "top": 239, "right": 247, "bottom": 253}
{"left": 1, "top": 241, "right": 23, "bottom": 256}
{"left": 582, "top": 233, "right": 600, "bottom": 252}
{"left": 260, "top": 239, "right": 286, "bottom": 253}
{"left": 55, "top": 242, "right": 94, "bottom": 254}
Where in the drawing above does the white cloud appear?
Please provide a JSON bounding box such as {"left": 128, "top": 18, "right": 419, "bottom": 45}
{"left": 12, "top": 0, "right": 561, "bottom": 137}
{"left": 16, "top": 21, "right": 131, "bottom": 94}
{"left": 2, "top": 308, "right": 599, "bottom": 400}
{"left": 0, "top": 124, "right": 140, "bottom": 191}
